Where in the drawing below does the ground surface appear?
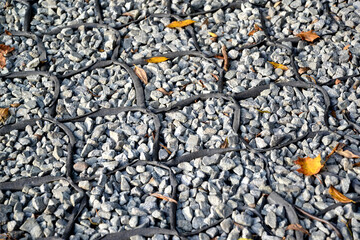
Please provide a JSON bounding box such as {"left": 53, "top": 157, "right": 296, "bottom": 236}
{"left": 0, "top": 0, "right": 360, "bottom": 240}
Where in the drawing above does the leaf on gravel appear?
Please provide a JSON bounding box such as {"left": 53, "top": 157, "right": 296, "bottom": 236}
{"left": 294, "top": 154, "right": 324, "bottom": 176}
{"left": 0, "top": 44, "right": 15, "bottom": 69}
{"left": 159, "top": 143, "right": 172, "bottom": 155}
{"left": 150, "top": 193, "right": 178, "bottom": 204}
{"left": 343, "top": 44, "right": 350, "bottom": 50}
{"left": 0, "top": 107, "right": 9, "bottom": 123}
{"left": 220, "top": 137, "right": 229, "bottom": 149}
{"left": 157, "top": 87, "right": 173, "bottom": 96}
{"left": 5, "top": 30, "right": 12, "bottom": 36}
{"left": 146, "top": 56, "right": 169, "bottom": 63}
{"left": 353, "top": 162, "right": 360, "bottom": 167}
{"left": 329, "top": 185, "right": 356, "bottom": 204}
{"left": 335, "top": 143, "right": 360, "bottom": 159}
{"left": 268, "top": 61, "right": 288, "bottom": 71}
{"left": 221, "top": 45, "right": 229, "bottom": 71}
{"left": 255, "top": 108, "right": 271, "bottom": 114}
{"left": 248, "top": 23, "right": 263, "bottom": 36}
{"left": 208, "top": 32, "right": 217, "bottom": 38}
{"left": 274, "top": 1, "right": 281, "bottom": 8}
{"left": 166, "top": 19, "right": 196, "bottom": 28}
{"left": 286, "top": 223, "right": 310, "bottom": 235}
{"left": 134, "top": 65, "right": 148, "bottom": 84}
{"left": 296, "top": 30, "right": 320, "bottom": 42}
{"left": 298, "top": 67, "right": 310, "bottom": 75}
{"left": 335, "top": 79, "right": 342, "bottom": 85}
{"left": 10, "top": 103, "right": 21, "bottom": 108}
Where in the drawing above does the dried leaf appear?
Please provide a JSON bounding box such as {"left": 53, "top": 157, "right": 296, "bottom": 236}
{"left": 0, "top": 107, "right": 9, "bottom": 123}
{"left": 255, "top": 108, "right": 271, "bottom": 114}
{"left": 348, "top": 50, "right": 352, "bottom": 62}
{"left": 343, "top": 44, "right": 351, "bottom": 50}
{"left": 353, "top": 162, "right": 360, "bottom": 167}
{"left": 159, "top": 143, "right": 172, "bottom": 155}
{"left": 146, "top": 56, "right": 169, "bottom": 63}
{"left": 274, "top": 1, "right": 281, "bottom": 8}
{"left": 211, "top": 73, "right": 219, "bottom": 81}
{"left": 298, "top": 67, "right": 310, "bottom": 75}
{"left": 208, "top": 32, "right": 218, "bottom": 38}
{"left": 286, "top": 223, "right": 310, "bottom": 235}
{"left": 0, "top": 44, "right": 15, "bottom": 69}
{"left": 296, "top": 30, "right": 320, "bottom": 42}
{"left": 166, "top": 19, "right": 196, "bottom": 28}
{"left": 268, "top": 61, "right": 289, "bottom": 71}
{"left": 10, "top": 103, "right": 20, "bottom": 108}
{"left": 122, "top": 10, "right": 139, "bottom": 19}
{"left": 329, "top": 185, "right": 356, "bottom": 204}
{"left": 134, "top": 65, "right": 148, "bottom": 84}
{"left": 294, "top": 154, "right": 324, "bottom": 176}
{"left": 237, "top": 238, "right": 252, "bottom": 240}
{"left": 305, "top": 75, "right": 317, "bottom": 84}
{"left": 336, "top": 149, "right": 360, "bottom": 159}
{"left": 157, "top": 87, "right": 173, "bottom": 96}
{"left": 198, "top": 80, "right": 205, "bottom": 88}
{"left": 221, "top": 45, "right": 229, "bottom": 71}
{"left": 335, "top": 79, "right": 342, "bottom": 85}
{"left": 4, "top": 30, "right": 12, "bottom": 36}
{"left": 248, "top": 23, "right": 263, "bottom": 36}
{"left": 150, "top": 193, "right": 178, "bottom": 204}
{"left": 220, "top": 137, "right": 229, "bottom": 149}
{"left": 325, "top": 143, "right": 339, "bottom": 162}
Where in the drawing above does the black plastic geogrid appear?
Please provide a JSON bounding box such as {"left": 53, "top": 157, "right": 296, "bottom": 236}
{"left": 0, "top": 0, "right": 360, "bottom": 239}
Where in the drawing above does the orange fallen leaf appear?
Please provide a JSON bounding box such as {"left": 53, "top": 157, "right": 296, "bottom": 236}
{"left": 353, "top": 162, "right": 360, "bottom": 167}
{"left": 4, "top": 30, "right": 12, "bottom": 36}
{"left": 210, "top": 73, "right": 219, "bottom": 81}
{"left": 134, "top": 65, "right": 148, "bottom": 85}
{"left": 248, "top": 23, "right": 263, "bottom": 36}
{"left": 159, "top": 143, "right": 172, "bottom": 155}
{"left": 0, "top": 44, "right": 15, "bottom": 69}
{"left": 335, "top": 79, "right": 341, "bottom": 85}
{"left": 150, "top": 193, "right": 178, "bottom": 204}
{"left": 208, "top": 32, "right": 217, "bottom": 38}
{"left": 298, "top": 67, "right": 310, "bottom": 75}
{"left": 146, "top": 56, "right": 169, "bottom": 63}
{"left": 329, "top": 185, "right": 356, "bottom": 204}
{"left": 0, "top": 107, "right": 9, "bottom": 123}
{"left": 166, "top": 19, "right": 196, "bottom": 28}
{"left": 296, "top": 30, "right": 320, "bottom": 42}
{"left": 294, "top": 154, "right": 324, "bottom": 176}
{"left": 343, "top": 44, "right": 350, "bottom": 50}
{"left": 220, "top": 137, "right": 229, "bottom": 149}
{"left": 157, "top": 87, "right": 173, "bottom": 96}
{"left": 286, "top": 223, "right": 310, "bottom": 235}
{"left": 221, "top": 45, "right": 229, "bottom": 71}
{"left": 268, "top": 61, "right": 288, "bottom": 71}
{"left": 10, "top": 103, "right": 21, "bottom": 108}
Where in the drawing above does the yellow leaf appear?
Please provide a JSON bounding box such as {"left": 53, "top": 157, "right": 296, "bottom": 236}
{"left": 238, "top": 238, "right": 253, "bottom": 240}
{"left": 0, "top": 107, "right": 9, "bottom": 123}
{"left": 274, "top": 1, "right": 281, "bottom": 8}
{"left": 166, "top": 19, "right": 196, "bottom": 28}
{"left": 255, "top": 108, "right": 271, "bottom": 114}
{"left": 329, "top": 185, "right": 356, "bottom": 204}
{"left": 208, "top": 32, "right": 218, "bottom": 37}
{"left": 146, "top": 56, "right": 169, "bottom": 63}
{"left": 150, "top": 193, "right": 178, "bottom": 204}
{"left": 134, "top": 65, "right": 148, "bottom": 84}
{"left": 268, "top": 61, "right": 289, "bottom": 71}
{"left": 296, "top": 30, "right": 320, "bottom": 42}
{"left": 294, "top": 154, "right": 323, "bottom": 176}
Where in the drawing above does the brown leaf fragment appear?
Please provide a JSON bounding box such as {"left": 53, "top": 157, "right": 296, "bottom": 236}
{"left": 150, "top": 193, "right": 178, "bottom": 204}
{"left": 159, "top": 143, "right": 172, "bottom": 155}
{"left": 4, "top": 30, "right": 12, "bottom": 36}
{"left": 220, "top": 137, "right": 229, "bottom": 149}
{"left": 335, "top": 79, "right": 341, "bottom": 85}
{"left": 343, "top": 44, "right": 351, "bottom": 50}
{"left": 214, "top": 55, "right": 224, "bottom": 60}
{"left": 210, "top": 73, "right": 219, "bottom": 81}
{"left": 268, "top": 61, "right": 288, "bottom": 71}
{"left": 248, "top": 23, "right": 263, "bottom": 36}
{"left": 296, "top": 30, "right": 320, "bottom": 42}
{"left": 166, "top": 19, "right": 196, "bottom": 28}
{"left": 250, "top": 67, "right": 256, "bottom": 73}
{"left": 0, "top": 107, "right": 9, "bottom": 123}
{"left": 286, "top": 223, "right": 310, "bottom": 235}
{"left": 134, "top": 65, "right": 148, "bottom": 85}
{"left": 325, "top": 143, "right": 339, "bottom": 162}
{"left": 146, "top": 56, "right": 169, "bottom": 63}
{"left": 180, "top": 82, "right": 191, "bottom": 91}
{"left": 0, "top": 44, "right": 15, "bottom": 69}
{"left": 329, "top": 185, "right": 356, "bottom": 204}
{"left": 202, "top": 18, "right": 209, "bottom": 26}
{"left": 298, "top": 67, "right": 310, "bottom": 75}
{"left": 336, "top": 147, "right": 360, "bottom": 159}
{"left": 348, "top": 50, "right": 352, "bottom": 62}
{"left": 157, "top": 87, "right": 173, "bottom": 96}
{"left": 122, "top": 10, "right": 138, "bottom": 19}
{"left": 10, "top": 103, "right": 20, "bottom": 108}
{"left": 305, "top": 75, "right": 316, "bottom": 84}
{"left": 198, "top": 80, "right": 206, "bottom": 88}
{"left": 353, "top": 162, "right": 360, "bottom": 167}
{"left": 221, "top": 45, "right": 229, "bottom": 71}
{"left": 330, "top": 110, "right": 337, "bottom": 118}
